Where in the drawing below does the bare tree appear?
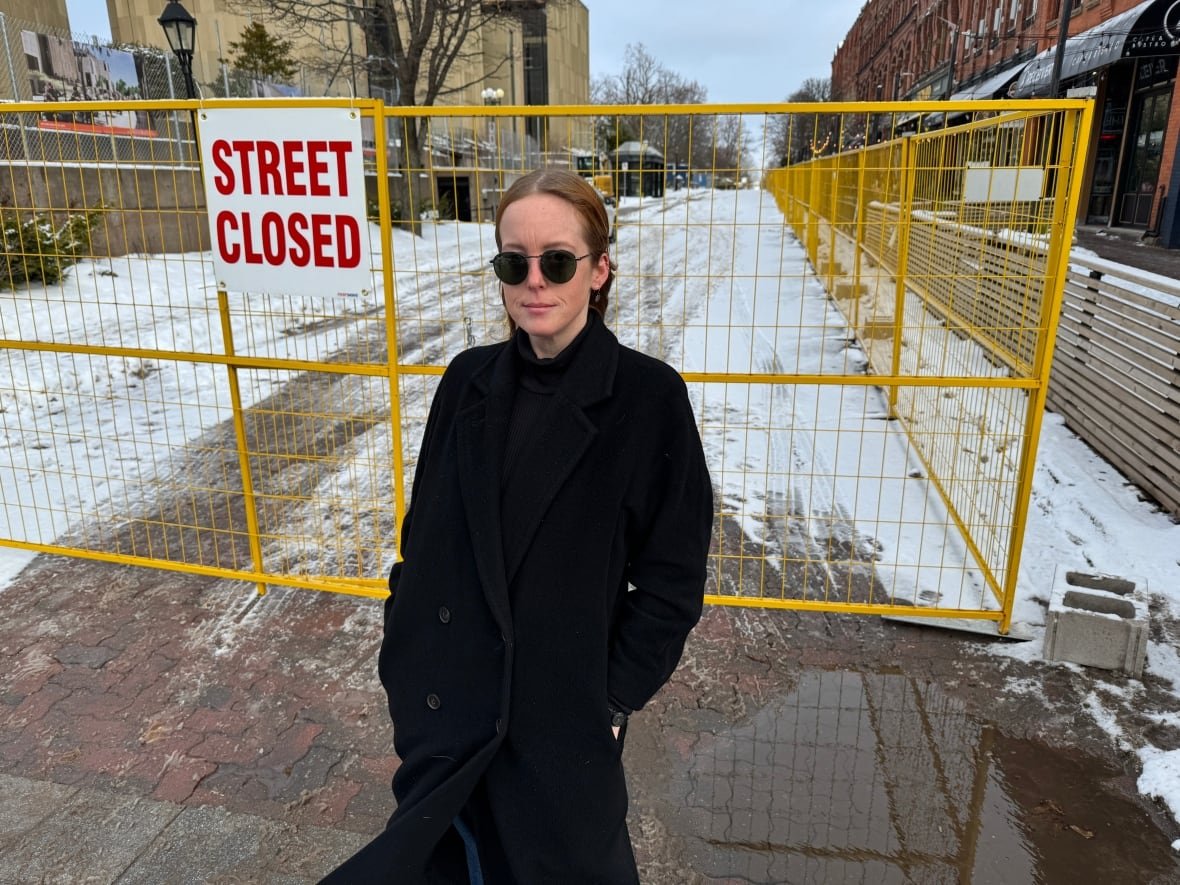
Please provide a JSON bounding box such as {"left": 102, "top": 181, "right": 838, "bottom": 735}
{"left": 244, "top": 0, "right": 559, "bottom": 228}
{"left": 706, "top": 114, "right": 753, "bottom": 180}
{"left": 593, "top": 43, "right": 706, "bottom": 166}
{"left": 767, "top": 77, "right": 844, "bottom": 167}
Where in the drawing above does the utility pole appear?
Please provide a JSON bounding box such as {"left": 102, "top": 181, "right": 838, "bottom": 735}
{"left": 894, "top": 70, "right": 913, "bottom": 100}
{"left": 946, "top": 26, "right": 959, "bottom": 98}
{"left": 937, "top": 17, "right": 972, "bottom": 99}
{"left": 1048, "top": 0, "right": 1073, "bottom": 96}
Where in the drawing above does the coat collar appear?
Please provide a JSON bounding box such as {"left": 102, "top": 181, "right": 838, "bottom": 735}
{"left": 456, "top": 314, "right": 619, "bottom": 629}
{"left": 471, "top": 311, "right": 618, "bottom": 408}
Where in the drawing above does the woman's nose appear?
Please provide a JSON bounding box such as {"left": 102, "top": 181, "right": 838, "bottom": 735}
{"left": 525, "top": 255, "right": 546, "bottom": 286}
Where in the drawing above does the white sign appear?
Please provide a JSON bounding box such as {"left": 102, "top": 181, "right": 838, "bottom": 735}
{"left": 962, "top": 163, "right": 1045, "bottom": 204}
{"left": 198, "top": 108, "right": 372, "bottom": 297}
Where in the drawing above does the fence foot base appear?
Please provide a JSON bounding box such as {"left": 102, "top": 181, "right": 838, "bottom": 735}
{"left": 883, "top": 615, "right": 1034, "bottom": 641}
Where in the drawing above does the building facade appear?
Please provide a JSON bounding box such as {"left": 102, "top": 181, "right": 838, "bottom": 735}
{"left": 831, "top": 0, "right": 1180, "bottom": 243}
{"left": 832, "top": 0, "right": 1048, "bottom": 103}
{"left": 104, "top": 0, "right": 590, "bottom": 220}
{"left": 104, "top": 0, "right": 588, "bottom": 109}
{"left": 0, "top": 0, "right": 70, "bottom": 32}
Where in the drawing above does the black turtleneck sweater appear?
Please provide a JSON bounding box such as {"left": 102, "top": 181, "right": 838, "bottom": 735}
{"left": 501, "top": 310, "right": 598, "bottom": 493}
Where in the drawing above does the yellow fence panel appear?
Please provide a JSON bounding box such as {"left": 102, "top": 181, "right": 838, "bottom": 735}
{"left": 764, "top": 100, "right": 1093, "bottom": 630}
{"left": 0, "top": 99, "right": 397, "bottom": 598}
{"left": 0, "top": 99, "right": 1091, "bottom": 632}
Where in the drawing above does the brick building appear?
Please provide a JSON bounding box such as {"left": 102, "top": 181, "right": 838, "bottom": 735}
{"left": 832, "top": 0, "right": 1180, "bottom": 245}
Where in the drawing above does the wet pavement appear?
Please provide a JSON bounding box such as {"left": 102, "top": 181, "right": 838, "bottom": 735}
{"left": 639, "top": 669, "right": 1178, "bottom": 883}
{"left": 1, "top": 552, "right": 1178, "bottom": 883}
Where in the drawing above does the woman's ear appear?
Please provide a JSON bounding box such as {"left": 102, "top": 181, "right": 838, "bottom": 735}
{"left": 591, "top": 252, "right": 610, "bottom": 291}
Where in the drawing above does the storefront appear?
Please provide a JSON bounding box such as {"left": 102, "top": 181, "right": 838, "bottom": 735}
{"left": 922, "top": 59, "right": 1033, "bottom": 129}
{"left": 1011, "top": 0, "right": 1180, "bottom": 230}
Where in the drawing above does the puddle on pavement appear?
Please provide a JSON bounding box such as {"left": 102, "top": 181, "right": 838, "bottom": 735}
{"left": 664, "top": 670, "right": 1179, "bottom": 883}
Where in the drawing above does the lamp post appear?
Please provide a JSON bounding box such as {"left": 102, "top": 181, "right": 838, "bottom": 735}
{"left": 481, "top": 86, "right": 504, "bottom": 145}
{"left": 1048, "top": 0, "right": 1073, "bottom": 97}
{"left": 158, "top": 0, "right": 197, "bottom": 99}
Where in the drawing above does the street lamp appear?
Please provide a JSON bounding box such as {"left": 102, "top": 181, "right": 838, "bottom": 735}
{"left": 481, "top": 86, "right": 505, "bottom": 139}
{"left": 158, "top": 0, "right": 197, "bottom": 99}
{"left": 481, "top": 87, "right": 504, "bottom": 144}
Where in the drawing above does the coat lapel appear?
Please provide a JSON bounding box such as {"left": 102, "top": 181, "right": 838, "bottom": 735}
{"left": 501, "top": 316, "right": 619, "bottom": 584}
{"left": 500, "top": 397, "right": 596, "bottom": 584}
{"left": 457, "top": 317, "right": 621, "bottom": 610}
{"left": 456, "top": 348, "right": 515, "bottom": 638}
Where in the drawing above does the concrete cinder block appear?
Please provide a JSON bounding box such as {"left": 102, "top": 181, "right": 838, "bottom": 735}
{"left": 860, "top": 315, "right": 896, "bottom": 340}
{"left": 834, "top": 281, "right": 866, "bottom": 302}
{"left": 1043, "top": 567, "right": 1149, "bottom": 678}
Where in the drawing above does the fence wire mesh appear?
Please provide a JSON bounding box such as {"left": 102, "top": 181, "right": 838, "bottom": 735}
{"left": 0, "top": 99, "right": 1091, "bottom": 628}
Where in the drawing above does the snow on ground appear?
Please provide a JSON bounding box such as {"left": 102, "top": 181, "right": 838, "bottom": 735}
{"left": 1, "top": 187, "right": 1178, "bottom": 824}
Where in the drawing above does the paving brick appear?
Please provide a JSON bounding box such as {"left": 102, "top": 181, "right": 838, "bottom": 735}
{"left": 64, "top": 687, "right": 135, "bottom": 719}
{"left": 189, "top": 730, "right": 262, "bottom": 767}
{"left": 0, "top": 553, "right": 1175, "bottom": 882}
{"left": 54, "top": 644, "right": 118, "bottom": 668}
{"left": 258, "top": 721, "right": 324, "bottom": 771}
{"left": 2, "top": 683, "right": 71, "bottom": 728}
{"left": 285, "top": 776, "right": 363, "bottom": 828}
{"left": 183, "top": 706, "right": 251, "bottom": 736}
{"left": 273, "top": 745, "right": 346, "bottom": 805}
{"left": 152, "top": 757, "right": 218, "bottom": 803}
{"left": 4, "top": 643, "right": 63, "bottom": 695}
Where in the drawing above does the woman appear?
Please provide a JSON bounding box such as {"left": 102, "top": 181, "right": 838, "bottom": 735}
{"left": 327, "top": 169, "right": 713, "bottom": 883}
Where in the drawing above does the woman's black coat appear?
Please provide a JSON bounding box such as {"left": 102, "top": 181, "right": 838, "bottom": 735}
{"left": 326, "top": 317, "right": 713, "bottom": 883}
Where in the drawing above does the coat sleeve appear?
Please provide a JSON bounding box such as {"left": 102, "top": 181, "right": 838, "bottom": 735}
{"left": 607, "top": 376, "right": 713, "bottom": 713}
{"left": 387, "top": 367, "right": 453, "bottom": 601}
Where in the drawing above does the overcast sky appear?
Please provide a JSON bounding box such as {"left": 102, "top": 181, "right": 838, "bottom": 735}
{"left": 65, "top": 0, "right": 864, "bottom": 104}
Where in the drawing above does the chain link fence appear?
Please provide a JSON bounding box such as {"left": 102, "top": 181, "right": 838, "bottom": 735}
{"left": 0, "top": 11, "right": 343, "bottom": 164}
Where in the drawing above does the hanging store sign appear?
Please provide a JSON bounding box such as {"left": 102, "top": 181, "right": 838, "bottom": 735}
{"left": 198, "top": 107, "right": 372, "bottom": 297}
{"left": 1136, "top": 55, "right": 1178, "bottom": 87}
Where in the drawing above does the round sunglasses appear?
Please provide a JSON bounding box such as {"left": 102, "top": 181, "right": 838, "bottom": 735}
{"left": 490, "top": 250, "right": 591, "bottom": 285}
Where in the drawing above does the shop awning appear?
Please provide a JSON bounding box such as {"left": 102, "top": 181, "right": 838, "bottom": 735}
{"left": 954, "top": 61, "right": 1033, "bottom": 100}
{"left": 894, "top": 111, "right": 922, "bottom": 130}
{"left": 924, "top": 61, "right": 1033, "bottom": 127}
{"left": 1011, "top": 0, "right": 1162, "bottom": 97}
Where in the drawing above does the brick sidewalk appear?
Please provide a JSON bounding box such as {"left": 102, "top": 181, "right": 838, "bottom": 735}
{"left": 0, "top": 555, "right": 391, "bottom": 881}
{"left": 3, "top": 550, "right": 1179, "bottom": 881}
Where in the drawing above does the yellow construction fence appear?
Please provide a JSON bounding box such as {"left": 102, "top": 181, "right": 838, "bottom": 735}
{"left": 0, "top": 99, "right": 1092, "bottom": 631}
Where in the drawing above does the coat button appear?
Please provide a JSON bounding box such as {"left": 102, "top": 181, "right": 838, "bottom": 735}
{"left": 438, "top": 606, "right": 451, "bottom": 624}
{"left": 426, "top": 693, "right": 441, "bottom": 710}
